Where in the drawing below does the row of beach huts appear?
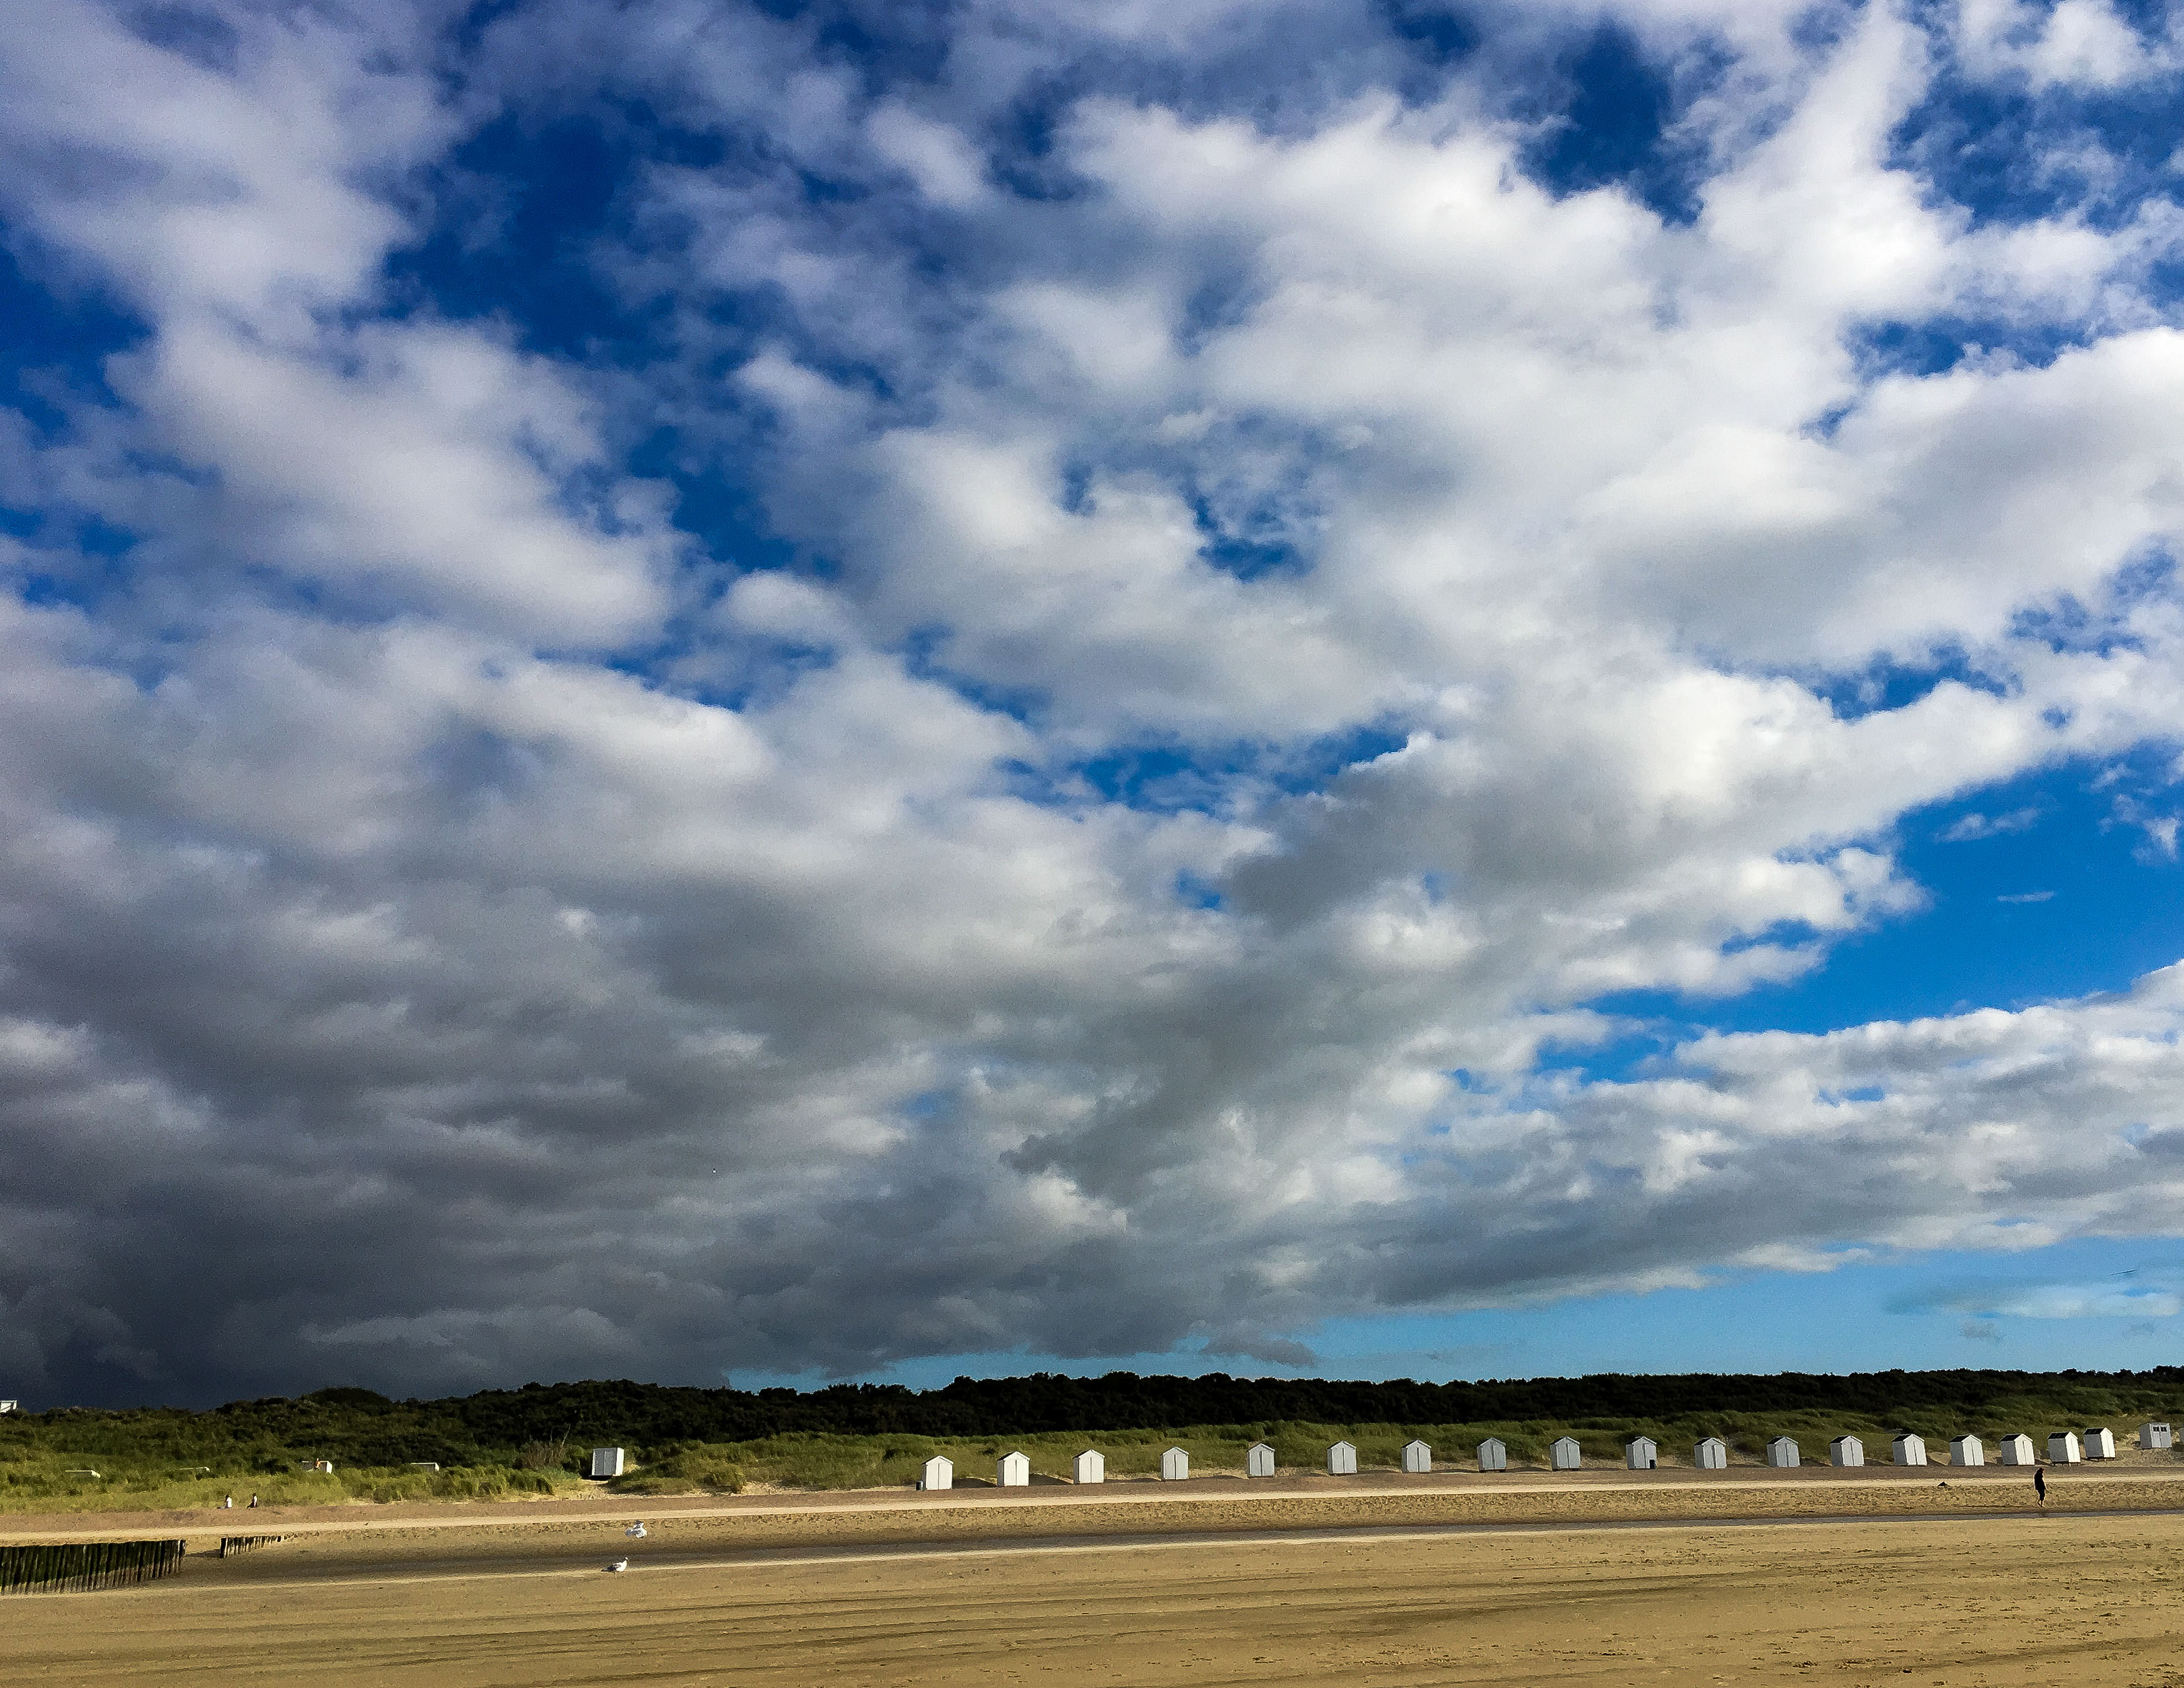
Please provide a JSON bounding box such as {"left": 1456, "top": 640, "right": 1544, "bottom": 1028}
{"left": 907, "top": 1421, "right": 2176, "bottom": 1488}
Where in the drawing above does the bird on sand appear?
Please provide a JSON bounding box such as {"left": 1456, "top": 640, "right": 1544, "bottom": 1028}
{"left": 605, "top": 1558, "right": 629, "bottom": 1572}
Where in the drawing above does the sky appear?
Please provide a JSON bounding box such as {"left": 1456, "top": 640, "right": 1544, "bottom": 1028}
{"left": 3, "top": 0, "right": 2184, "bottom": 1408}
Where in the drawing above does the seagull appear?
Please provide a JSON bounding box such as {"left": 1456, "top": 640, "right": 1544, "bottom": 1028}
{"left": 626, "top": 1523, "right": 648, "bottom": 1538}
{"left": 606, "top": 1558, "right": 629, "bottom": 1573}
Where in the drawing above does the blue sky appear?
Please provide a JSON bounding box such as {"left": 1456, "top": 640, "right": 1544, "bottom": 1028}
{"left": 852, "top": 1235, "right": 2184, "bottom": 1391}
{"left": 803, "top": 751, "right": 2184, "bottom": 1391}
{"left": 4, "top": 0, "right": 2184, "bottom": 1406}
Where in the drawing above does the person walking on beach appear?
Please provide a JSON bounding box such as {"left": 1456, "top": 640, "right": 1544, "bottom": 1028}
{"left": 2034, "top": 1467, "right": 2047, "bottom": 1507}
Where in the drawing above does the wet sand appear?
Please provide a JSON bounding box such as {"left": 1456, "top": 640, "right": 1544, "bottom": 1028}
{"left": 8, "top": 1467, "right": 2184, "bottom": 1684}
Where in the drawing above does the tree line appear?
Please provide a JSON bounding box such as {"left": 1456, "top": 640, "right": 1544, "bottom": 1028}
{"left": 16, "top": 1366, "right": 2178, "bottom": 1472}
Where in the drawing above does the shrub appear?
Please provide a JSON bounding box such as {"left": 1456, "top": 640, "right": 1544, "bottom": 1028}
{"left": 686, "top": 1461, "right": 744, "bottom": 1493}
{"left": 604, "top": 1445, "right": 744, "bottom": 1494}
{"left": 606, "top": 1474, "right": 684, "bottom": 1495}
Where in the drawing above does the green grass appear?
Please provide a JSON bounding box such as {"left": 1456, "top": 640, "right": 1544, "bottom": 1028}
{"left": 5, "top": 1375, "right": 2179, "bottom": 1510}
{"left": 0, "top": 1455, "right": 570, "bottom": 1514}
{"left": 603, "top": 1406, "right": 2184, "bottom": 1494}
{"left": 0, "top": 1407, "right": 575, "bottom": 1514}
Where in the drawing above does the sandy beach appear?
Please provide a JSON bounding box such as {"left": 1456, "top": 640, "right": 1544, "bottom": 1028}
{"left": 8, "top": 1467, "right": 2184, "bottom": 1684}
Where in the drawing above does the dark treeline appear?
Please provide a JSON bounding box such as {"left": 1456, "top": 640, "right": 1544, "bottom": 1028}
{"left": 442, "top": 1367, "right": 2184, "bottom": 1447}
{"left": 14, "top": 1367, "right": 2184, "bottom": 1470}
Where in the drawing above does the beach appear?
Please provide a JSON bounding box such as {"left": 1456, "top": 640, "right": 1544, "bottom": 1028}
{"left": 8, "top": 1466, "right": 2183, "bottom": 1684}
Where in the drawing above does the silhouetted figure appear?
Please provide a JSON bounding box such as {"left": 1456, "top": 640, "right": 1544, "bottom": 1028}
{"left": 2034, "top": 1468, "right": 2047, "bottom": 1506}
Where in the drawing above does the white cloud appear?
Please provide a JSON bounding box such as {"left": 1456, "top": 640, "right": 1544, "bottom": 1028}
{"left": 867, "top": 104, "right": 990, "bottom": 210}
{"left": 1954, "top": 0, "right": 2164, "bottom": 90}
{"left": 1944, "top": 808, "right": 2041, "bottom": 840}
{"left": 0, "top": 0, "right": 674, "bottom": 648}
{"left": 1928, "top": 1280, "right": 2184, "bottom": 1321}
{"left": 4, "top": 0, "right": 2184, "bottom": 1399}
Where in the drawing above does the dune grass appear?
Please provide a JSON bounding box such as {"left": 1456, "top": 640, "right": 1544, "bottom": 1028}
{"left": 0, "top": 1448, "right": 570, "bottom": 1515}
{"left": 6, "top": 1378, "right": 2179, "bottom": 1510}
{"left": 607, "top": 1406, "right": 2184, "bottom": 1493}
{"left": 0, "top": 1462, "right": 571, "bottom": 1515}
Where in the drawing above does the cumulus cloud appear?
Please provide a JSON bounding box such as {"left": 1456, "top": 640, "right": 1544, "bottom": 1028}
{"left": 2, "top": 0, "right": 2184, "bottom": 1401}
{"left": 1953, "top": 0, "right": 2166, "bottom": 90}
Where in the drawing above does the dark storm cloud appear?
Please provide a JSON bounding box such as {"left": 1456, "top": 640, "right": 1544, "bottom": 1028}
{"left": 1, "top": 0, "right": 2183, "bottom": 1403}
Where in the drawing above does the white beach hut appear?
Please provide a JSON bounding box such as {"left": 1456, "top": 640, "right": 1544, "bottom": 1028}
{"left": 1402, "top": 1439, "right": 1432, "bottom": 1473}
{"left": 1550, "top": 1436, "right": 1583, "bottom": 1470}
{"left": 1949, "top": 1435, "right": 1984, "bottom": 1467}
{"left": 997, "top": 1451, "right": 1030, "bottom": 1487}
{"left": 920, "top": 1455, "right": 953, "bottom": 1491}
{"left": 1829, "top": 1435, "right": 1864, "bottom": 1468}
{"left": 1765, "top": 1436, "right": 1799, "bottom": 1468}
{"left": 2140, "top": 1422, "right": 2173, "bottom": 1450}
{"left": 1625, "top": 1436, "right": 1658, "bottom": 1471}
{"left": 1996, "top": 1433, "right": 2034, "bottom": 1466}
{"left": 1694, "top": 1436, "right": 1728, "bottom": 1470}
{"left": 589, "top": 1447, "right": 626, "bottom": 1478}
{"left": 1246, "top": 1441, "right": 1276, "bottom": 1477}
{"left": 1892, "top": 1432, "right": 1928, "bottom": 1467}
{"left": 1476, "top": 1437, "right": 1508, "bottom": 1473}
{"left": 2048, "top": 1431, "right": 2083, "bottom": 1464}
{"left": 2083, "top": 1427, "right": 2116, "bottom": 1460}
{"left": 1074, "top": 1449, "right": 1105, "bottom": 1484}
{"left": 1326, "top": 1440, "right": 1358, "bottom": 1476}
{"left": 1161, "top": 1446, "right": 1191, "bottom": 1481}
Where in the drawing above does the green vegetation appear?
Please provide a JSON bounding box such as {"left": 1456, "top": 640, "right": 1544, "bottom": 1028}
{"left": 3, "top": 1369, "right": 2180, "bottom": 1512}
{"left": 0, "top": 1388, "right": 571, "bottom": 1513}
{"left": 589, "top": 1398, "right": 2184, "bottom": 1495}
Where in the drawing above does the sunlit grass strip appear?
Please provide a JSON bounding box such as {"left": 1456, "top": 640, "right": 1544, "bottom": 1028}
{"left": 0, "top": 1539, "right": 185, "bottom": 1594}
